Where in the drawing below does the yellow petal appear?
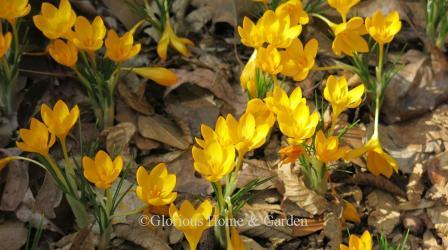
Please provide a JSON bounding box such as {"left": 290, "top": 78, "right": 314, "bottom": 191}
{"left": 132, "top": 67, "right": 177, "bottom": 86}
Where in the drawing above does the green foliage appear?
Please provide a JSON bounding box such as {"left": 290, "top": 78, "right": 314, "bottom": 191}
{"left": 424, "top": 0, "right": 448, "bottom": 50}
{"left": 377, "top": 230, "right": 410, "bottom": 250}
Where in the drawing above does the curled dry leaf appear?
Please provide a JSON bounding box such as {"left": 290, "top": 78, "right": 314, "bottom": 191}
{"left": 323, "top": 205, "right": 342, "bottom": 250}
{"left": 35, "top": 172, "right": 63, "bottom": 219}
{"left": 276, "top": 163, "right": 327, "bottom": 215}
{"left": 137, "top": 115, "right": 189, "bottom": 150}
{"left": 0, "top": 222, "right": 28, "bottom": 250}
{"left": 16, "top": 189, "right": 62, "bottom": 233}
{"left": 426, "top": 152, "right": 448, "bottom": 205}
{"left": 237, "top": 159, "right": 275, "bottom": 190}
{"left": 423, "top": 230, "right": 444, "bottom": 250}
{"left": 383, "top": 50, "right": 448, "bottom": 123}
{"left": 101, "top": 0, "right": 143, "bottom": 29}
{"left": 237, "top": 203, "right": 293, "bottom": 244}
{"left": 117, "top": 81, "right": 154, "bottom": 116}
{"left": 345, "top": 172, "right": 406, "bottom": 198}
{"left": 0, "top": 148, "right": 28, "bottom": 211}
{"left": 53, "top": 229, "right": 96, "bottom": 250}
{"left": 104, "top": 122, "right": 136, "bottom": 154}
{"left": 168, "top": 68, "right": 246, "bottom": 115}
{"left": 165, "top": 91, "right": 220, "bottom": 139}
{"left": 366, "top": 190, "right": 401, "bottom": 236}
{"left": 427, "top": 205, "right": 448, "bottom": 246}
{"left": 114, "top": 222, "right": 171, "bottom": 250}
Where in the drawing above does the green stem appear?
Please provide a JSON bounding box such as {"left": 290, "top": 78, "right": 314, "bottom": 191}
{"left": 225, "top": 152, "right": 244, "bottom": 197}
{"left": 60, "top": 137, "right": 78, "bottom": 193}
{"left": 43, "top": 155, "right": 68, "bottom": 189}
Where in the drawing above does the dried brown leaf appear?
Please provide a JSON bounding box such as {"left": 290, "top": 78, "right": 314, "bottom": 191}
{"left": 366, "top": 190, "right": 401, "bottom": 236}
{"left": 114, "top": 222, "right": 170, "bottom": 250}
{"left": 0, "top": 222, "right": 28, "bottom": 250}
{"left": 0, "top": 149, "right": 28, "bottom": 211}
{"left": 117, "top": 82, "right": 154, "bottom": 115}
{"left": 138, "top": 115, "right": 189, "bottom": 150}
{"left": 104, "top": 122, "right": 136, "bottom": 154}
{"left": 276, "top": 164, "right": 327, "bottom": 215}
{"left": 35, "top": 172, "right": 63, "bottom": 219}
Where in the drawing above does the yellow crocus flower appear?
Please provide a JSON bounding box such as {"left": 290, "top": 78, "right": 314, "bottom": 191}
{"left": 340, "top": 230, "right": 372, "bottom": 250}
{"left": 16, "top": 118, "right": 56, "bottom": 157}
{"left": 275, "top": 0, "right": 309, "bottom": 26}
{"left": 346, "top": 137, "right": 398, "bottom": 178}
{"left": 0, "top": 32, "right": 12, "bottom": 59}
{"left": 40, "top": 100, "right": 79, "bottom": 141}
{"left": 238, "top": 17, "right": 264, "bottom": 48}
{"left": 132, "top": 67, "right": 177, "bottom": 86}
{"left": 280, "top": 38, "right": 318, "bottom": 81}
{"left": 105, "top": 30, "right": 141, "bottom": 63}
{"left": 279, "top": 145, "right": 304, "bottom": 164}
{"left": 315, "top": 130, "right": 349, "bottom": 163}
{"left": 330, "top": 17, "right": 369, "bottom": 56}
{"left": 48, "top": 39, "right": 78, "bottom": 68}
{"left": 255, "top": 45, "right": 283, "bottom": 75}
{"left": 136, "top": 163, "right": 177, "bottom": 206}
{"left": 230, "top": 227, "right": 246, "bottom": 250}
{"left": 69, "top": 16, "right": 106, "bottom": 52}
{"left": 157, "top": 19, "right": 194, "bottom": 61}
{"left": 327, "top": 0, "right": 360, "bottom": 22}
{"left": 323, "top": 75, "right": 365, "bottom": 121}
{"left": 169, "top": 200, "right": 214, "bottom": 250}
{"left": 33, "top": 0, "right": 77, "bottom": 39}
{"left": 277, "top": 102, "right": 319, "bottom": 145}
{"left": 0, "top": 0, "right": 30, "bottom": 23}
{"left": 192, "top": 139, "right": 235, "bottom": 183}
{"left": 82, "top": 150, "right": 123, "bottom": 189}
{"left": 264, "top": 85, "right": 306, "bottom": 115}
{"left": 240, "top": 51, "right": 258, "bottom": 98}
{"left": 226, "top": 112, "right": 272, "bottom": 157}
{"left": 245, "top": 98, "right": 275, "bottom": 128}
{"left": 365, "top": 11, "right": 402, "bottom": 45}
{"left": 258, "top": 10, "right": 302, "bottom": 48}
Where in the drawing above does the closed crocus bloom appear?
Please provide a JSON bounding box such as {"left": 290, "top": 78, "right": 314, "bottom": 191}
{"left": 342, "top": 200, "right": 361, "bottom": 224}
{"left": 346, "top": 137, "right": 398, "bottom": 178}
{"left": 40, "top": 100, "right": 79, "bottom": 141}
{"left": 0, "top": 0, "right": 30, "bottom": 23}
{"left": 105, "top": 30, "right": 141, "bottom": 63}
{"left": 340, "top": 230, "right": 372, "bottom": 250}
{"left": 157, "top": 19, "right": 194, "bottom": 60}
{"left": 277, "top": 102, "right": 319, "bottom": 145}
{"left": 240, "top": 51, "right": 258, "bottom": 98}
{"left": 226, "top": 112, "right": 271, "bottom": 156}
{"left": 280, "top": 38, "right": 318, "bottom": 81}
{"left": 70, "top": 16, "right": 106, "bottom": 52}
{"left": 323, "top": 75, "right": 365, "bottom": 120}
{"left": 132, "top": 67, "right": 177, "bottom": 86}
{"left": 331, "top": 17, "right": 369, "bottom": 56}
{"left": 192, "top": 140, "right": 235, "bottom": 182}
{"left": 48, "top": 39, "right": 78, "bottom": 68}
{"left": 365, "top": 11, "right": 401, "bottom": 45}
{"left": 255, "top": 45, "right": 282, "bottom": 75}
{"left": 136, "top": 163, "right": 177, "bottom": 206}
{"left": 169, "top": 200, "right": 214, "bottom": 250}
{"left": 276, "top": 0, "right": 309, "bottom": 25}
{"left": 230, "top": 227, "right": 246, "bottom": 250}
{"left": 315, "top": 130, "right": 349, "bottom": 163}
{"left": 259, "top": 10, "right": 302, "bottom": 48}
{"left": 238, "top": 17, "right": 264, "bottom": 48}
{"left": 82, "top": 150, "right": 123, "bottom": 189}
{"left": 265, "top": 85, "right": 306, "bottom": 114}
{"left": 0, "top": 32, "right": 12, "bottom": 58}
{"left": 16, "top": 118, "right": 56, "bottom": 156}
{"left": 245, "top": 98, "right": 275, "bottom": 128}
{"left": 328, "top": 0, "right": 360, "bottom": 22}
{"left": 279, "top": 145, "right": 304, "bottom": 164}
{"left": 33, "top": 0, "right": 76, "bottom": 39}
